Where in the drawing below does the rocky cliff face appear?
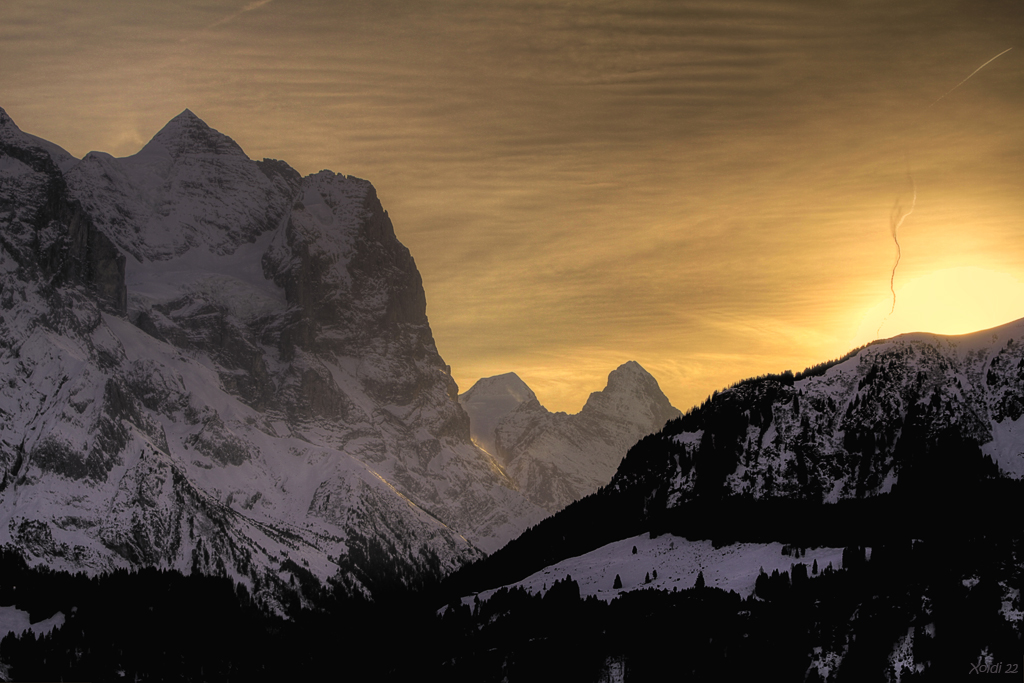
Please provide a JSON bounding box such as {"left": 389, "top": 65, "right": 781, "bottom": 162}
{"left": 0, "top": 109, "right": 127, "bottom": 315}
{"left": 460, "top": 362, "right": 681, "bottom": 513}
{"left": 610, "top": 323, "right": 1024, "bottom": 509}
{"left": 0, "top": 108, "right": 545, "bottom": 606}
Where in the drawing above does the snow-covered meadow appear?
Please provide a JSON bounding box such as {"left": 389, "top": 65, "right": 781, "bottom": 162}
{"left": 461, "top": 532, "right": 847, "bottom": 607}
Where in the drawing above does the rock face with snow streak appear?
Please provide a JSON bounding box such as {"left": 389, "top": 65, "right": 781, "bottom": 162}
{"left": 0, "top": 107, "right": 546, "bottom": 605}
{"left": 461, "top": 362, "right": 681, "bottom": 514}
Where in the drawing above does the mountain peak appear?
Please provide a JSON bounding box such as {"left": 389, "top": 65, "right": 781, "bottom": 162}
{"left": 0, "top": 106, "right": 17, "bottom": 130}
{"left": 0, "top": 107, "right": 24, "bottom": 150}
{"left": 582, "top": 361, "right": 680, "bottom": 427}
{"left": 139, "top": 109, "right": 247, "bottom": 160}
{"left": 462, "top": 372, "right": 536, "bottom": 403}
{"left": 460, "top": 373, "right": 539, "bottom": 456}
{"left": 488, "top": 362, "right": 681, "bottom": 513}
{"left": 608, "top": 359, "right": 650, "bottom": 379}
{"left": 601, "top": 361, "right": 658, "bottom": 395}
{"left": 0, "top": 105, "right": 77, "bottom": 172}
{"left": 0, "top": 106, "right": 30, "bottom": 147}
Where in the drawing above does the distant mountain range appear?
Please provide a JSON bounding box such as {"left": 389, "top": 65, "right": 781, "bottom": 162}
{"left": 453, "top": 320, "right": 1024, "bottom": 585}
{"left": 460, "top": 362, "right": 680, "bottom": 513}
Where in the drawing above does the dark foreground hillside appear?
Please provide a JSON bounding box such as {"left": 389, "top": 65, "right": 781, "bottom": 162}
{"left": 2, "top": 477, "right": 1021, "bottom": 681}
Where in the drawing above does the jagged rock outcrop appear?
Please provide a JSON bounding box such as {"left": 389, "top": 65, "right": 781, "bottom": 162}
{"left": 0, "top": 107, "right": 546, "bottom": 606}
{"left": 460, "top": 362, "right": 681, "bottom": 513}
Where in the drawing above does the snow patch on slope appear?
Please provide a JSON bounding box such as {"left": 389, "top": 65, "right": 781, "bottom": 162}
{"left": 0, "top": 606, "right": 65, "bottom": 638}
{"left": 461, "top": 533, "right": 846, "bottom": 607}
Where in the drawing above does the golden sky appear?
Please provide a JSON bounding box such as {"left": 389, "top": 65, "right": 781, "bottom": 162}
{"left": 4, "top": 0, "right": 1024, "bottom": 413}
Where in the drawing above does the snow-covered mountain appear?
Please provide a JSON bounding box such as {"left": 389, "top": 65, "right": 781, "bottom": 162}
{"left": 460, "top": 362, "right": 681, "bottom": 513}
{"left": 458, "top": 372, "right": 536, "bottom": 458}
{"left": 611, "top": 322, "right": 1024, "bottom": 509}
{"left": 0, "top": 107, "right": 547, "bottom": 605}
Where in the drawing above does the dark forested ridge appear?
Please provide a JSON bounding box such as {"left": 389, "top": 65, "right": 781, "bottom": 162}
{"left": 0, "top": 548, "right": 445, "bottom": 682}
{"left": 3, "top": 457, "right": 1020, "bottom": 681}
{"left": 439, "top": 403, "right": 1008, "bottom": 602}
{"left": 2, "top": 508, "right": 1021, "bottom": 681}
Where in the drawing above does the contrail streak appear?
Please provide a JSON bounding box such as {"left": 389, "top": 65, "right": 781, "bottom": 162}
{"left": 877, "top": 173, "right": 916, "bottom": 337}
{"left": 887, "top": 175, "right": 916, "bottom": 315}
{"left": 877, "top": 48, "right": 1009, "bottom": 337}
{"left": 181, "top": 0, "right": 276, "bottom": 41}
{"left": 930, "top": 48, "right": 1013, "bottom": 107}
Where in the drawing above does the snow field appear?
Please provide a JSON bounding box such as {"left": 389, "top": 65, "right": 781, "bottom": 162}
{"left": 0, "top": 606, "right": 64, "bottom": 638}
{"left": 463, "top": 533, "right": 847, "bottom": 608}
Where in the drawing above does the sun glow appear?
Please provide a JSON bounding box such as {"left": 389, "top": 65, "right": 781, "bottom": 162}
{"left": 852, "top": 267, "right": 1024, "bottom": 347}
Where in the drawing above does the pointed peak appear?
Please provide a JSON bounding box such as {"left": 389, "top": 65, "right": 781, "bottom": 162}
{"left": 167, "top": 109, "right": 206, "bottom": 127}
{"left": 0, "top": 107, "right": 27, "bottom": 145}
{"left": 0, "top": 108, "right": 21, "bottom": 150}
{"left": 605, "top": 361, "right": 655, "bottom": 388}
{"left": 0, "top": 106, "right": 16, "bottom": 129}
{"left": 589, "top": 361, "right": 666, "bottom": 402}
{"left": 490, "top": 371, "right": 527, "bottom": 384}
{"left": 582, "top": 361, "right": 680, "bottom": 423}
{"left": 612, "top": 360, "right": 648, "bottom": 375}
{"left": 163, "top": 108, "right": 210, "bottom": 132}
{"left": 139, "top": 109, "right": 247, "bottom": 161}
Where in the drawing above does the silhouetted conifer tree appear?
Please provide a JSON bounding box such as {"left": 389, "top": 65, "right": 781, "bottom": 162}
{"left": 792, "top": 563, "right": 808, "bottom": 586}
{"left": 755, "top": 568, "right": 768, "bottom": 598}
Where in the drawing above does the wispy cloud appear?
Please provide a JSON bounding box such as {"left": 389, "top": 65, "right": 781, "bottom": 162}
{"left": 185, "top": 0, "right": 276, "bottom": 39}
